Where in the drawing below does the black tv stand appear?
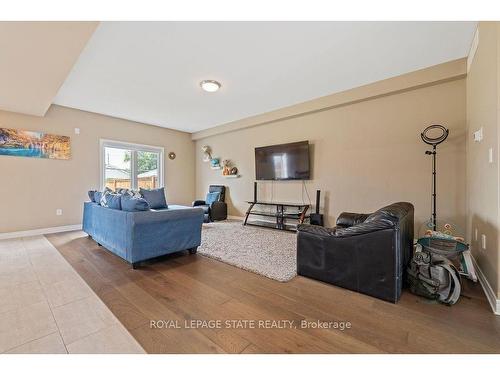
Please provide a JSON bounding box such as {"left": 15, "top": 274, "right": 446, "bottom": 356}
{"left": 243, "top": 200, "right": 310, "bottom": 232}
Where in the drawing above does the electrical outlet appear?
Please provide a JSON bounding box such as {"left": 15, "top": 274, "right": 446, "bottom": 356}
{"left": 56, "top": 209, "right": 63, "bottom": 216}
{"left": 473, "top": 127, "right": 483, "bottom": 142}
{"left": 74, "top": 128, "right": 80, "bottom": 135}
{"left": 481, "top": 234, "right": 487, "bottom": 250}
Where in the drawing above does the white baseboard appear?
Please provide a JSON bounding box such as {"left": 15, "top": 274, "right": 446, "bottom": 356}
{"left": 0, "top": 224, "right": 82, "bottom": 240}
{"left": 472, "top": 256, "right": 500, "bottom": 315}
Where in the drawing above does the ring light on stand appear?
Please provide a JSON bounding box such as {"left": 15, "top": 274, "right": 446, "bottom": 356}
{"left": 421, "top": 124, "right": 449, "bottom": 231}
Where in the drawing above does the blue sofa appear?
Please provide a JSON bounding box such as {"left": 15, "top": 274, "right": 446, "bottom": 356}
{"left": 83, "top": 201, "right": 204, "bottom": 268}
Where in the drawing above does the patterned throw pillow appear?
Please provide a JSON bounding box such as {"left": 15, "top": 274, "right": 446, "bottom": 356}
{"left": 94, "top": 187, "right": 111, "bottom": 206}
{"left": 117, "top": 188, "right": 141, "bottom": 198}
{"left": 98, "top": 187, "right": 113, "bottom": 205}
{"left": 101, "top": 190, "right": 122, "bottom": 210}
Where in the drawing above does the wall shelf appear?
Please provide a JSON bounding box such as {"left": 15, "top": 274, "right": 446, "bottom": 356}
{"left": 224, "top": 174, "right": 240, "bottom": 178}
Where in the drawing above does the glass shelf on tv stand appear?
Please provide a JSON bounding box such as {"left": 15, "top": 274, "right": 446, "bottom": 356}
{"left": 243, "top": 201, "right": 310, "bottom": 232}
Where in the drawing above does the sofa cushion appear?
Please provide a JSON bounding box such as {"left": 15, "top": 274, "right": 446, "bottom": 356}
{"left": 205, "top": 191, "right": 220, "bottom": 206}
{"left": 364, "top": 203, "right": 407, "bottom": 226}
{"left": 121, "top": 194, "right": 150, "bottom": 212}
{"left": 140, "top": 187, "right": 168, "bottom": 209}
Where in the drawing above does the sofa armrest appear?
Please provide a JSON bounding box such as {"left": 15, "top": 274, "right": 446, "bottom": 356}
{"left": 210, "top": 201, "right": 227, "bottom": 221}
{"left": 193, "top": 200, "right": 206, "bottom": 207}
{"left": 336, "top": 212, "right": 370, "bottom": 228}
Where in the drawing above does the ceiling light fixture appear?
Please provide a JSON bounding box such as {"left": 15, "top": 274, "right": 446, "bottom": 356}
{"left": 200, "top": 80, "right": 221, "bottom": 92}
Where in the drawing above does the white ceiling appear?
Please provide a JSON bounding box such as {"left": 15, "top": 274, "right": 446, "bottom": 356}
{"left": 54, "top": 22, "right": 477, "bottom": 133}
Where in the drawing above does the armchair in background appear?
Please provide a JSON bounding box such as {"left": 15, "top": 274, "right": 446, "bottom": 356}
{"left": 192, "top": 185, "right": 227, "bottom": 223}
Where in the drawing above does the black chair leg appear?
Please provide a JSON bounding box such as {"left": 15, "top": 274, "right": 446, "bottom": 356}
{"left": 132, "top": 262, "right": 139, "bottom": 269}
{"left": 189, "top": 247, "right": 198, "bottom": 254}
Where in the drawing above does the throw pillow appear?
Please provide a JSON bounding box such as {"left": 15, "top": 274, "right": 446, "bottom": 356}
{"left": 101, "top": 191, "right": 122, "bottom": 210}
{"left": 121, "top": 194, "right": 150, "bottom": 212}
{"left": 124, "top": 189, "right": 141, "bottom": 198}
{"left": 139, "top": 187, "right": 168, "bottom": 209}
{"left": 96, "top": 187, "right": 112, "bottom": 206}
{"left": 94, "top": 191, "right": 103, "bottom": 205}
{"left": 206, "top": 191, "right": 221, "bottom": 206}
{"left": 88, "top": 190, "right": 97, "bottom": 203}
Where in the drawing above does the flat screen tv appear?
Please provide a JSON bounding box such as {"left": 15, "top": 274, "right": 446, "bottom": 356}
{"left": 255, "top": 141, "right": 310, "bottom": 180}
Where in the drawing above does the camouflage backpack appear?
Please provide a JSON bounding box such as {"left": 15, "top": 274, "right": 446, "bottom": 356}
{"left": 407, "top": 250, "right": 461, "bottom": 305}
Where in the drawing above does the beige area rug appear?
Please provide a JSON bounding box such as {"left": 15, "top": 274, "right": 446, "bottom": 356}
{"left": 199, "top": 220, "right": 297, "bottom": 282}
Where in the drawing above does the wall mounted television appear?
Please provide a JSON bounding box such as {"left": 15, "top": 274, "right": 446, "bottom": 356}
{"left": 255, "top": 141, "right": 310, "bottom": 180}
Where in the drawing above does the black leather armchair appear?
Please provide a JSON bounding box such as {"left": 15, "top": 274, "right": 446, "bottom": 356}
{"left": 297, "top": 202, "right": 414, "bottom": 303}
{"left": 192, "top": 185, "right": 227, "bottom": 223}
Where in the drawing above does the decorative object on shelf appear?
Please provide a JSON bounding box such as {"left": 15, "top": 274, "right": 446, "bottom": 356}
{"left": 201, "top": 147, "right": 240, "bottom": 177}
{"left": 0, "top": 127, "right": 71, "bottom": 160}
{"left": 210, "top": 157, "right": 221, "bottom": 169}
{"left": 168, "top": 151, "right": 176, "bottom": 160}
{"left": 201, "top": 145, "right": 212, "bottom": 162}
{"left": 421, "top": 124, "right": 449, "bottom": 231}
{"left": 222, "top": 159, "right": 231, "bottom": 175}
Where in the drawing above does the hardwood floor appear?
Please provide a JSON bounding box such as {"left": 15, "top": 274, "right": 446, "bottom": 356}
{"left": 46, "top": 231, "right": 500, "bottom": 354}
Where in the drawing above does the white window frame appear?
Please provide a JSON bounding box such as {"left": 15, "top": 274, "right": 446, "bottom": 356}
{"left": 100, "top": 139, "right": 164, "bottom": 190}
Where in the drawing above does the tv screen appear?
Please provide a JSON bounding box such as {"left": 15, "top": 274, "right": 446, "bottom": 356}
{"left": 255, "top": 141, "right": 310, "bottom": 180}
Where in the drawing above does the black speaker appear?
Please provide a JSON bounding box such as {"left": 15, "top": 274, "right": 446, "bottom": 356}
{"left": 254, "top": 181, "right": 258, "bottom": 202}
{"left": 310, "top": 190, "right": 324, "bottom": 226}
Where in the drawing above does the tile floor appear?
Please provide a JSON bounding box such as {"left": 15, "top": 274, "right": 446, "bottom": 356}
{"left": 0, "top": 235, "right": 145, "bottom": 354}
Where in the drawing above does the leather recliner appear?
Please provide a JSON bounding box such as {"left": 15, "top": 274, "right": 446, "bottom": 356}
{"left": 297, "top": 202, "right": 414, "bottom": 303}
{"left": 192, "top": 185, "right": 228, "bottom": 223}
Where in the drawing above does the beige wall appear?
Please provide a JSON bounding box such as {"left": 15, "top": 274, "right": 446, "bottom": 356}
{"left": 466, "top": 22, "right": 500, "bottom": 297}
{"left": 0, "top": 22, "right": 98, "bottom": 116}
{"left": 195, "top": 78, "right": 466, "bottom": 234}
{"left": 0, "top": 105, "right": 195, "bottom": 233}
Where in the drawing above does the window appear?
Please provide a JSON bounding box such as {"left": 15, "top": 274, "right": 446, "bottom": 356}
{"left": 100, "top": 140, "right": 164, "bottom": 191}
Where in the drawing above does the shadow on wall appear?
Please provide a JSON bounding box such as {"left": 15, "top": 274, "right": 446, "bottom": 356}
{"left": 470, "top": 213, "right": 499, "bottom": 297}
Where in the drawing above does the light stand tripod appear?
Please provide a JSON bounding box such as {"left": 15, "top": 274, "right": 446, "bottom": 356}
{"left": 421, "top": 124, "right": 449, "bottom": 231}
